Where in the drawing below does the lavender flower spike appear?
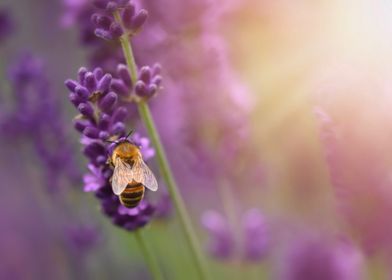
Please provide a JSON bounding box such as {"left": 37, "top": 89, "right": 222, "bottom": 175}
{"left": 0, "top": 8, "right": 14, "bottom": 43}
{"left": 92, "top": 0, "right": 148, "bottom": 40}
{"left": 201, "top": 209, "right": 269, "bottom": 262}
{"left": 279, "top": 234, "right": 364, "bottom": 280}
{"left": 1, "top": 52, "right": 81, "bottom": 192}
{"left": 201, "top": 210, "right": 234, "bottom": 259}
{"left": 65, "top": 66, "right": 157, "bottom": 232}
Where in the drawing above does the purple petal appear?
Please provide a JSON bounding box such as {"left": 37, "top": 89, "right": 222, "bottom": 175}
{"left": 99, "top": 91, "right": 118, "bottom": 112}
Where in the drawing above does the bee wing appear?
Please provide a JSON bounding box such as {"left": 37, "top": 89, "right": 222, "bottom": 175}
{"left": 112, "top": 157, "right": 134, "bottom": 195}
{"left": 132, "top": 158, "right": 158, "bottom": 191}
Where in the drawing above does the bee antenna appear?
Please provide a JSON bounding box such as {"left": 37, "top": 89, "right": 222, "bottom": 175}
{"left": 104, "top": 140, "right": 115, "bottom": 144}
{"left": 126, "top": 129, "right": 134, "bottom": 139}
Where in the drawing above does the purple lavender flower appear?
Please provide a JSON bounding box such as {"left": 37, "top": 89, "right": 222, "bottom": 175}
{"left": 134, "top": 64, "right": 162, "bottom": 100}
{"left": 201, "top": 210, "right": 234, "bottom": 259}
{"left": 201, "top": 209, "right": 269, "bottom": 262}
{"left": 66, "top": 224, "right": 101, "bottom": 256}
{"left": 61, "top": 0, "right": 94, "bottom": 43}
{"left": 153, "top": 191, "right": 172, "bottom": 219}
{"left": 91, "top": 0, "right": 148, "bottom": 41}
{"left": 61, "top": 0, "right": 123, "bottom": 72}
{"left": 0, "top": 8, "right": 14, "bottom": 43}
{"left": 242, "top": 209, "right": 269, "bottom": 261}
{"left": 279, "top": 234, "right": 364, "bottom": 280}
{"left": 1, "top": 52, "right": 81, "bottom": 192}
{"left": 315, "top": 105, "right": 392, "bottom": 256}
{"left": 66, "top": 66, "right": 159, "bottom": 231}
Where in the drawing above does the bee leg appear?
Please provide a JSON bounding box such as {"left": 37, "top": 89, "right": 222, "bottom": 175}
{"left": 106, "top": 157, "right": 114, "bottom": 168}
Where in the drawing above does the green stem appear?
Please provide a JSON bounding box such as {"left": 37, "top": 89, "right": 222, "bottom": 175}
{"left": 113, "top": 12, "right": 138, "bottom": 85}
{"left": 113, "top": 11, "right": 210, "bottom": 280}
{"left": 135, "top": 230, "right": 164, "bottom": 280}
{"left": 137, "top": 101, "right": 209, "bottom": 280}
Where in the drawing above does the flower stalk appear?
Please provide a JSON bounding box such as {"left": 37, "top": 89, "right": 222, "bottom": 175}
{"left": 113, "top": 10, "right": 210, "bottom": 280}
{"left": 134, "top": 230, "right": 164, "bottom": 280}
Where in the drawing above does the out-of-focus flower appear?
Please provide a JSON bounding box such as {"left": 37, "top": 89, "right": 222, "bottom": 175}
{"left": 279, "top": 234, "right": 363, "bottom": 280}
{"left": 66, "top": 224, "right": 101, "bottom": 256}
{"left": 0, "top": 8, "right": 14, "bottom": 44}
{"left": 201, "top": 209, "right": 269, "bottom": 262}
{"left": 153, "top": 191, "right": 172, "bottom": 219}
{"left": 314, "top": 71, "right": 392, "bottom": 256}
{"left": 61, "top": 0, "right": 98, "bottom": 45}
{"left": 242, "top": 209, "right": 269, "bottom": 261}
{"left": 201, "top": 210, "right": 234, "bottom": 259}
{"left": 0, "top": 52, "right": 80, "bottom": 192}
{"left": 61, "top": 0, "right": 123, "bottom": 72}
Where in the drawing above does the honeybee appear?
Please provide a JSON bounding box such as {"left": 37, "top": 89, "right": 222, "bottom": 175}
{"left": 108, "top": 132, "right": 158, "bottom": 208}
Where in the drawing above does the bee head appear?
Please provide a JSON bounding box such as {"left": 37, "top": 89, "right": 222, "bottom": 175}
{"left": 105, "top": 130, "right": 137, "bottom": 153}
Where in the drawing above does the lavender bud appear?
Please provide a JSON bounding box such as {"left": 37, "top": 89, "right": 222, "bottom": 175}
{"left": 106, "top": 2, "right": 118, "bottom": 12}
{"left": 85, "top": 73, "right": 97, "bottom": 92}
{"left": 83, "top": 126, "right": 100, "bottom": 139}
{"left": 78, "top": 103, "right": 94, "bottom": 119}
{"left": 78, "top": 67, "right": 88, "bottom": 83}
{"left": 65, "top": 79, "right": 78, "bottom": 92}
{"left": 109, "top": 22, "right": 123, "bottom": 38}
{"left": 93, "top": 67, "right": 104, "bottom": 80}
{"left": 139, "top": 66, "right": 152, "bottom": 83}
{"left": 117, "top": 64, "right": 132, "bottom": 87}
{"left": 99, "top": 131, "right": 110, "bottom": 140}
{"left": 97, "top": 73, "right": 112, "bottom": 92}
{"left": 91, "top": 13, "right": 99, "bottom": 24}
{"left": 130, "top": 9, "right": 148, "bottom": 32}
{"left": 96, "top": 155, "right": 107, "bottom": 165}
{"left": 110, "top": 79, "right": 129, "bottom": 96}
{"left": 75, "top": 86, "right": 90, "bottom": 101}
{"left": 69, "top": 92, "right": 81, "bottom": 107}
{"left": 95, "top": 29, "right": 113, "bottom": 41}
{"left": 112, "top": 106, "right": 127, "bottom": 122}
{"left": 74, "top": 119, "right": 90, "bottom": 133}
{"left": 93, "top": 14, "right": 112, "bottom": 29}
{"left": 152, "top": 75, "right": 162, "bottom": 87}
{"left": 84, "top": 142, "right": 105, "bottom": 158}
{"left": 99, "top": 91, "right": 118, "bottom": 112}
{"left": 111, "top": 122, "right": 125, "bottom": 135}
{"left": 153, "top": 63, "right": 161, "bottom": 75}
{"left": 121, "top": 4, "right": 135, "bottom": 27}
{"left": 135, "top": 80, "right": 147, "bottom": 97}
{"left": 102, "top": 168, "right": 112, "bottom": 179}
{"left": 147, "top": 84, "right": 157, "bottom": 97}
{"left": 98, "top": 114, "right": 111, "bottom": 130}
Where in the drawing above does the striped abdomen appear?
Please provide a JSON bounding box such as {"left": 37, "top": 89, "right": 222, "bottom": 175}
{"left": 119, "top": 182, "right": 145, "bottom": 208}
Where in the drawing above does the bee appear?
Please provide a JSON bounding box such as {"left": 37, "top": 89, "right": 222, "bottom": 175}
{"left": 108, "top": 132, "right": 158, "bottom": 208}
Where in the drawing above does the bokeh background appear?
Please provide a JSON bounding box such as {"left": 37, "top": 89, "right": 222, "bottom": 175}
{"left": 2, "top": 0, "right": 392, "bottom": 279}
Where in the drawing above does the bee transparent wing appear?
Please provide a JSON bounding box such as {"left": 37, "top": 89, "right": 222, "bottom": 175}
{"left": 112, "top": 157, "right": 133, "bottom": 195}
{"left": 132, "top": 158, "right": 158, "bottom": 191}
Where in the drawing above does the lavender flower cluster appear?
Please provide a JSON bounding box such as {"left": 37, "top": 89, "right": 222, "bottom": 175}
{"left": 201, "top": 209, "right": 269, "bottom": 261}
{"left": 92, "top": 0, "right": 147, "bottom": 40}
{"left": 1, "top": 52, "right": 80, "bottom": 192}
{"left": 0, "top": 8, "right": 13, "bottom": 43}
{"left": 65, "top": 65, "right": 157, "bottom": 230}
